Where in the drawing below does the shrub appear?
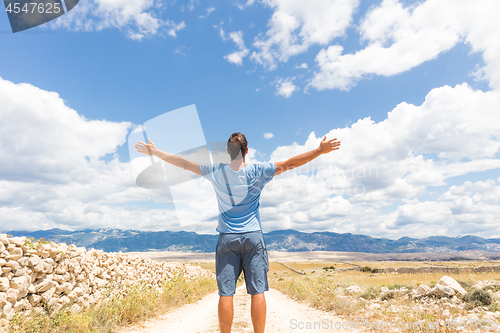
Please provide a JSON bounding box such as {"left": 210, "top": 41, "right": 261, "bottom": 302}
{"left": 360, "top": 266, "right": 378, "bottom": 273}
{"left": 462, "top": 289, "right": 493, "bottom": 310}
{"left": 359, "top": 286, "right": 380, "bottom": 300}
{"left": 457, "top": 279, "right": 475, "bottom": 293}
{"left": 482, "top": 284, "right": 500, "bottom": 292}
{"left": 381, "top": 290, "right": 397, "bottom": 301}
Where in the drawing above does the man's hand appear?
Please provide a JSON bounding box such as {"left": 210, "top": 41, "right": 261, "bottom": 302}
{"left": 135, "top": 138, "right": 202, "bottom": 176}
{"left": 275, "top": 135, "right": 341, "bottom": 176}
{"left": 317, "top": 136, "right": 341, "bottom": 155}
{"left": 135, "top": 138, "right": 159, "bottom": 157}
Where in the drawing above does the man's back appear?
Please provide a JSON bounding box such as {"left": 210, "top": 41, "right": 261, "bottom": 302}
{"left": 200, "top": 162, "right": 276, "bottom": 233}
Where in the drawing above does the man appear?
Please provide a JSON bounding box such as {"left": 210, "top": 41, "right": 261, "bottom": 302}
{"left": 135, "top": 132, "right": 340, "bottom": 333}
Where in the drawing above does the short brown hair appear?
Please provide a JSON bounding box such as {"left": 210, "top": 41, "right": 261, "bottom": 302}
{"left": 227, "top": 132, "right": 248, "bottom": 160}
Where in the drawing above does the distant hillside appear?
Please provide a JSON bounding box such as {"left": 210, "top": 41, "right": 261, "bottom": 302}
{"left": 5, "top": 228, "right": 500, "bottom": 254}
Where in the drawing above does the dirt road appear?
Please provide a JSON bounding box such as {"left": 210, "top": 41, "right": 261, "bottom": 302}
{"left": 120, "top": 285, "right": 365, "bottom": 333}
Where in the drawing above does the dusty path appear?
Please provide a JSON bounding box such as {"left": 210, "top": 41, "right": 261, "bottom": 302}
{"left": 120, "top": 285, "right": 365, "bottom": 333}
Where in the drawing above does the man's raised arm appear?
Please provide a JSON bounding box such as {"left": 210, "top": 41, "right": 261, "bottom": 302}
{"left": 135, "top": 138, "right": 202, "bottom": 176}
{"left": 274, "top": 136, "right": 341, "bottom": 176}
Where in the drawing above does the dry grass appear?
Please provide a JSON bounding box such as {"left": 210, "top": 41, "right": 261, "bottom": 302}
{"left": 270, "top": 261, "right": 500, "bottom": 332}
{"left": 8, "top": 273, "right": 217, "bottom": 333}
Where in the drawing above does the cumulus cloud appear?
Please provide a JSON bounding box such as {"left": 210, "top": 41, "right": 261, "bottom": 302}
{"left": 223, "top": 31, "right": 250, "bottom": 66}
{"left": 1, "top": 76, "right": 499, "bottom": 238}
{"left": 250, "top": 0, "right": 359, "bottom": 70}
{"left": 382, "top": 178, "right": 500, "bottom": 237}
{"left": 309, "top": 0, "right": 500, "bottom": 91}
{"left": 260, "top": 83, "right": 500, "bottom": 238}
{"left": 274, "top": 77, "right": 297, "bottom": 97}
{"left": 263, "top": 132, "right": 274, "bottom": 139}
{"left": 0, "top": 76, "right": 218, "bottom": 233}
{"left": 50, "top": 0, "right": 185, "bottom": 40}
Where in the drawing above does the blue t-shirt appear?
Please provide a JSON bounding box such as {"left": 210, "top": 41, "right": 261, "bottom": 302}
{"left": 199, "top": 162, "right": 276, "bottom": 233}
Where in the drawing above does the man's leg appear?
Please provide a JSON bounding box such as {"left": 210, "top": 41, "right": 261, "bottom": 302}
{"left": 250, "top": 293, "right": 266, "bottom": 333}
{"left": 219, "top": 295, "right": 234, "bottom": 333}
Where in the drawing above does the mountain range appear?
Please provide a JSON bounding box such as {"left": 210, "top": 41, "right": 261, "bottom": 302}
{"left": 4, "top": 228, "right": 500, "bottom": 254}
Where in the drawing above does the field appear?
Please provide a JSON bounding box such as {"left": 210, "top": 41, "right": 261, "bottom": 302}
{"left": 124, "top": 250, "right": 500, "bottom": 332}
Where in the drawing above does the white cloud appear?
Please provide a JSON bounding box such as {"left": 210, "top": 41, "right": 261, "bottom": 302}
{"left": 274, "top": 77, "right": 297, "bottom": 97}
{"left": 236, "top": 0, "right": 256, "bottom": 10}
{"left": 223, "top": 31, "right": 250, "bottom": 66}
{"left": 297, "top": 63, "right": 308, "bottom": 69}
{"left": 50, "top": 0, "right": 185, "bottom": 40}
{"left": 0, "top": 77, "right": 221, "bottom": 233}
{"left": 215, "top": 25, "right": 227, "bottom": 40}
{"left": 250, "top": 0, "right": 360, "bottom": 70}
{"left": 0, "top": 77, "right": 266, "bottom": 234}
{"left": 260, "top": 83, "right": 500, "bottom": 238}
{"left": 309, "top": 0, "right": 500, "bottom": 91}
{"left": 166, "top": 20, "right": 186, "bottom": 38}
{"left": 1, "top": 75, "right": 499, "bottom": 237}
{"left": 199, "top": 6, "right": 215, "bottom": 18}
{"left": 382, "top": 179, "right": 500, "bottom": 237}
{"left": 263, "top": 132, "right": 274, "bottom": 139}
{"left": 187, "top": 0, "right": 198, "bottom": 12}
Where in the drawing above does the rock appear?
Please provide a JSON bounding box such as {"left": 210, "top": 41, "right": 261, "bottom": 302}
{"left": 10, "top": 276, "right": 29, "bottom": 293}
{"left": 7, "top": 247, "right": 22, "bottom": 258}
{"left": 7, "top": 237, "right": 26, "bottom": 247}
{"left": 346, "top": 285, "right": 362, "bottom": 294}
{"left": 0, "top": 237, "right": 214, "bottom": 321}
{"left": 69, "top": 303, "right": 82, "bottom": 314}
{"left": 28, "top": 255, "right": 41, "bottom": 267}
{"left": 13, "top": 267, "right": 27, "bottom": 277}
{"left": 0, "top": 279, "right": 8, "bottom": 292}
{"left": 427, "top": 284, "right": 456, "bottom": 298}
{"left": 60, "top": 296, "right": 70, "bottom": 306}
{"left": 34, "top": 278, "right": 58, "bottom": 293}
{"left": 13, "top": 299, "right": 29, "bottom": 312}
{"left": 442, "top": 309, "right": 451, "bottom": 317}
{"left": 16, "top": 257, "right": 30, "bottom": 267}
{"left": 40, "top": 287, "right": 56, "bottom": 302}
{"left": 33, "top": 261, "right": 53, "bottom": 274}
{"left": 6, "top": 289, "right": 20, "bottom": 303}
{"left": 47, "top": 297, "right": 58, "bottom": 310}
{"left": 1, "top": 303, "right": 14, "bottom": 320}
{"left": 60, "top": 282, "right": 73, "bottom": 294}
{"left": 28, "top": 294, "right": 42, "bottom": 306}
{"left": 437, "top": 276, "right": 467, "bottom": 297}
{"left": 53, "top": 274, "right": 66, "bottom": 283}
{"left": 412, "top": 284, "right": 431, "bottom": 298}
{"left": 5, "top": 261, "right": 20, "bottom": 271}
{"left": 27, "top": 284, "right": 36, "bottom": 294}
{"left": 380, "top": 286, "right": 389, "bottom": 293}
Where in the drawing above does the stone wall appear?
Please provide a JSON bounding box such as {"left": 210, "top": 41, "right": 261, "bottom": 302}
{"left": 337, "top": 264, "right": 500, "bottom": 274}
{"left": 0, "top": 234, "right": 214, "bottom": 321}
{"left": 379, "top": 265, "right": 500, "bottom": 274}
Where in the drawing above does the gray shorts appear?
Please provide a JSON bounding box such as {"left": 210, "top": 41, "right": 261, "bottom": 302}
{"left": 216, "top": 230, "right": 269, "bottom": 296}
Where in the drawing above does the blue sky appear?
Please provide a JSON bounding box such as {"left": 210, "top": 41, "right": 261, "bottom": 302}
{"left": 0, "top": 0, "right": 499, "bottom": 239}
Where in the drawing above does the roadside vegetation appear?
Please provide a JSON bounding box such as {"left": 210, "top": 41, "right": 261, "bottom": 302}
{"left": 8, "top": 273, "right": 217, "bottom": 333}
{"left": 269, "top": 261, "right": 500, "bottom": 332}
